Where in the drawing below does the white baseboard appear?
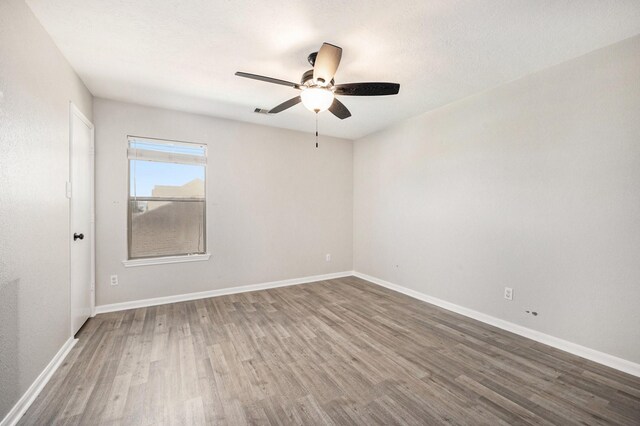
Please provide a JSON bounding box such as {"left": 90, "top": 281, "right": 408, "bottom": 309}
{"left": 353, "top": 271, "right": 640, "bottom": 378}
{"left": 95, "top": 271, "right": 355, "bottom": 314}
{"left": 1, "top": 337, "right": 77, "bottom": 426}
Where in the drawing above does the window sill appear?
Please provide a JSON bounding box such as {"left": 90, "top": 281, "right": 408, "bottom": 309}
{"left": 122, "top": 253, "right": 211, "bottom": 267}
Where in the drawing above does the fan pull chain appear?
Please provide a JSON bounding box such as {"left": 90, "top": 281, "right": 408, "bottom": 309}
{"left": 315, "top": 111, "right": 319, "bottom": 148}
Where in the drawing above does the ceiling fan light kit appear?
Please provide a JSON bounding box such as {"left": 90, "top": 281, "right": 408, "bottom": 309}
{"left": 300, "top": 87, "right": 334, "bottom": 112}
{"left": 235, "top": 42, "right": 400, "bottom": 146}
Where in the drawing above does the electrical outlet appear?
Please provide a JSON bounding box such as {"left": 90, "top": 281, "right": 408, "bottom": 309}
{"left": 504, "top": 287, "right": 513, "bottom": 300}
{"left": 110, "top": 275, "right": 119, "bottom": 286}
{"left": 325, "top": 253, "right": 331, "bottom": 262}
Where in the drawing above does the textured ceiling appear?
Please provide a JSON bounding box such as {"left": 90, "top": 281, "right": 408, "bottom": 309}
{"left": 26, "top": 0, "right": 640, "bottom": 139}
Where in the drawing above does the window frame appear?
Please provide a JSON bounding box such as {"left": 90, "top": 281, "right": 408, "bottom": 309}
{"left": 124, "top": 135, "right": 208, "bottom": 265}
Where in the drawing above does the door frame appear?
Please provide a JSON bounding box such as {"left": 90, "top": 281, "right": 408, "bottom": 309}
{"left": 69, "top": 102, "right": 96, "bottom": 337}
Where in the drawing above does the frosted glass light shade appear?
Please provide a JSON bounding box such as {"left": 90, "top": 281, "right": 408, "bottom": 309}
{"left": 300, "top": 87, "right": 334, "bottom": 112}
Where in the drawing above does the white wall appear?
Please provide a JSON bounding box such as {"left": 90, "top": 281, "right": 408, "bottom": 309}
{"left": 0, "top": 0, "right": 93, "bottom": 419}
{"left": 94, "top": 99, "right": 353, "bottom": 306}
{"left": 354, "top": 35, "right": 640, "bottom": 364}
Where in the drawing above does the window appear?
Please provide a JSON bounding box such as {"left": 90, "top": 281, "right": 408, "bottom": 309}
{"left": 127, "top": 137, "right": 207, "bottom": 260}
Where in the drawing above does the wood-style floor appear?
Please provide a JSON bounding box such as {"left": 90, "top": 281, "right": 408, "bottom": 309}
{"left": 20, "top": 276, "right": 640, "bottom": 425}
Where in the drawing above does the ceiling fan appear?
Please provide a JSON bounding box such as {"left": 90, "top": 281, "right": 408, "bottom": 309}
{"left": 235, "top": 42, "right": 400, "bottom": 120}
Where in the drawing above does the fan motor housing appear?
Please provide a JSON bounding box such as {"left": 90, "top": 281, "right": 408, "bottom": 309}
{"left": 301, "top": 69, "right": 314, "bottom": 85}
{"left": 301, "top": 69, "right": 335, "bottom": 87}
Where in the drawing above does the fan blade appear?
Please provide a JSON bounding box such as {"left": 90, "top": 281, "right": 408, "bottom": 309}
{"left": 235, "top": 72, "right": 300, "bottom": 89}
{"left": 313, "top": 43, "right": 342, "bottom": 85}
{"left": 329, "top": 98, "right": 351, "bottom": 120}
{"left": 334, "top": 82, "right": 400, "bottom": 96}
{"left": 268, "top": 96, "right": 301, "bottom": 114}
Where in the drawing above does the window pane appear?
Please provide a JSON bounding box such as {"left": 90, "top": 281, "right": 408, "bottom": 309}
{"left": 129, "top": 200, "right": 205, "bottom": 258}
{"left": 130, "top": 160, "right": 205, "bottom": 198}
{"left": 127, "top": 137, "right": 207, "bottom": 260}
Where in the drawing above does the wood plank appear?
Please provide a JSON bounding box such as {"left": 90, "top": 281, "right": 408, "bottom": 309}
{"left": 19, "top": 276, "right": 640, "bottom": 425}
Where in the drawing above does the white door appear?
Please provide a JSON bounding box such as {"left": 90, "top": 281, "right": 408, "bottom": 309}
{"left": 70, "top": 104, "right": 94, "bottom": 336}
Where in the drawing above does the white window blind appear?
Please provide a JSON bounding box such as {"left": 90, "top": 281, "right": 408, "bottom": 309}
{"left": 127, "top": 138, "right": 206, "bottom": 165}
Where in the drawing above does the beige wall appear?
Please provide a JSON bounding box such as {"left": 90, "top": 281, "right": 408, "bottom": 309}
{"left": 94, "top": 99, "right": 353, "bottom": 306}
{"left": 0, "top": 0, "right": 93, "bottom": 419}
{"left": 353, "top": 35, "right": 640, "bottom": 364}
